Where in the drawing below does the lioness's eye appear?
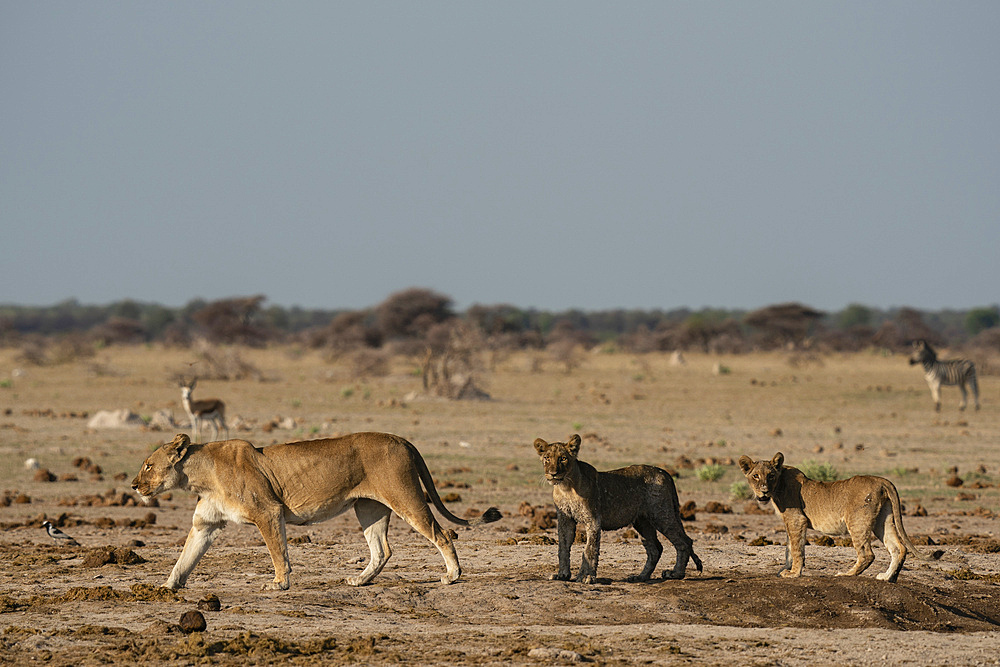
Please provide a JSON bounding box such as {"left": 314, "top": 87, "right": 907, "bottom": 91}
{"left": 144, "top": 463, "right": 152, "bottom": 471}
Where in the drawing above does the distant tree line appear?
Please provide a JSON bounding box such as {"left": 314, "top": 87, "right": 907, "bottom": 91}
{"left": 1, "top": 289, "right": 998, "bottom": 360}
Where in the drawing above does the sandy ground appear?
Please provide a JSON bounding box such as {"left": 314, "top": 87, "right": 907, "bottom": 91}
{"left": 0, "top": 347, "right": 998, "bottom": 664}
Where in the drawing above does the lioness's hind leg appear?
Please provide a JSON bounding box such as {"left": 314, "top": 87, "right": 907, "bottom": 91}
{"left": 385, "top": 488, "right": 461, "bottom": 584}
{"left": 629, "top": 518, "right": 662, "bottom": 582}
{"left": 873, "top": 504, "right": 907, "bottom": 583}
{"left": 349, "top": 499, "right": 393, "bottom": 586}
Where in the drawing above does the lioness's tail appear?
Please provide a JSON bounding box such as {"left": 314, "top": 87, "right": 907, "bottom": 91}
{"left": 405, "top": 439, "right": 502, "bottom": 527}
{"left": 883, "top": 478, "right": 926, "bottom": 559}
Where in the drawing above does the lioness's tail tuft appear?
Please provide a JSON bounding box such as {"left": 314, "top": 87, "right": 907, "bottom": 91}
{"left": 469, "top": 507, "right": 502, "bottom": 526}
{"left": 692, "top": 550, "right": 703, "bottom": 573}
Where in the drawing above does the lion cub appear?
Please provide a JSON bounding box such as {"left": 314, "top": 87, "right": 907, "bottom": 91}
{"left": 739, "top": 452, "right": 921, "bottom": 582}
{"left": 534, "top": 435, "right": 702, "bottom": 584}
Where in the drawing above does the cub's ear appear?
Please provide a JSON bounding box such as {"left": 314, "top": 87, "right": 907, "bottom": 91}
{"left": 738, "top": 455, "right": 753, "bottom": 474}
{"left": 566, "top": 434, "right": 581, "bottom": 456}
{"left": 771, "top": 452, "right": 784, "bottom": 469}
{"left": 533, "top": 438, "right": 549, "bottom": 456}
{"left": 166, "top": 433, "right": 191, "bottom": 464}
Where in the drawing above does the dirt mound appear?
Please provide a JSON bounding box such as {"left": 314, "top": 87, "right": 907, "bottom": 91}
{"left": 613, "top": 575, "right": 1000, "bottom": 633}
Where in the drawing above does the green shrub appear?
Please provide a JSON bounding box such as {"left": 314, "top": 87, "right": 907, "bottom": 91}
{"left": 801, "top": 460, "right": 839, "bottom": 481}
{"left": 729, "top": 480, "right": 753, "bottom": 501}
{"left": 697, "top": 463, "right": 725, "bottom": 482}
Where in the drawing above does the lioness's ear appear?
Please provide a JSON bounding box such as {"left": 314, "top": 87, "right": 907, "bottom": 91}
{"left": 772, "top": 452, "right": 784, "bottom": 469}
{"left": 738, "top": 455, "right": 753, "bottom": 474}
{"left": 567, "top": 434, "right": 581, "bottom": 456}
{"left": 533, "top": 438, "right": 549, "bottom": 456}
{"left": 166, "top": 433, "right": 191, "bottom": 464}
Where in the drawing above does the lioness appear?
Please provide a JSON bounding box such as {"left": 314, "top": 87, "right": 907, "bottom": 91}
{"left": 132, "top": 432, "right": 501, "bottom": 591}
{"left": 534, "top": 435, "right": 702, "bottom": 584}
{"left": 739, "top": 452, "right": 921, "bottom": 582}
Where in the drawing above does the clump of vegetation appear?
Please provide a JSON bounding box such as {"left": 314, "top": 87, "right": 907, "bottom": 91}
{"left": 801, "top": 460, "right": 839, "bottom": 481}
{"left": 729, "top": 480, "right": 753, "bottom": 501}
{"left": 696, "top": 463, "right": 725, "bottom": 482}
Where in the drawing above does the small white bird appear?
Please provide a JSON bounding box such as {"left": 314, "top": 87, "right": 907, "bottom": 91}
{"left": 42, "top": 520, "right": 80, "bottom": 546}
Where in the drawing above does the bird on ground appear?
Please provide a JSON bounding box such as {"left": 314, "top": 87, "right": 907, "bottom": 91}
{"left": 42, "top": 520, "right": 80, "bottom": 546}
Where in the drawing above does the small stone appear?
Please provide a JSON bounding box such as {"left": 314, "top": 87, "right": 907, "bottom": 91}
{"left": 179, "top": 610, "right": 206, "bottom": 633}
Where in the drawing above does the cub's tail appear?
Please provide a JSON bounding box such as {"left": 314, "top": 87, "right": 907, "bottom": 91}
{"left": 406, "top": 438, "right": 502, "bottom": 527}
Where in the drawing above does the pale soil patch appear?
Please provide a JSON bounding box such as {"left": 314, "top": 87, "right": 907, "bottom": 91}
{"left": 0, "top": 347, "right": 998, "bottom": 664}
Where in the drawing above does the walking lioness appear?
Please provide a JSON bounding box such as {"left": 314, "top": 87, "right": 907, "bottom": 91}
{"left": 132, "top": 432, "right": 501, "bottom": 590}
{"left": 534, "top": 435, "right": 702, "bottom": 583}
{"left": 739, "top": 452, "right": 921, "bottom": 582}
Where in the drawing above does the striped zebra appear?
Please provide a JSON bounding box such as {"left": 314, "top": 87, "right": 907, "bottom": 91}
{"left": 908, "top": 340, "right": 979, "bottom": 412}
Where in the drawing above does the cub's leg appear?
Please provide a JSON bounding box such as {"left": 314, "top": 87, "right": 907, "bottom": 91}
{"left": 653, "top": 513, "right": 699, "bottom": 579}
{"left": 872, "top": 502, "right": 907, "bottom": 582}
{"left": 629, "top": 517, "right": 662, "bottom": 582}
{"left": 253, "top": 508, "right": 292, "bottom": 590}
{"left": 839, "top": 519, "right": 876, "bottom": 577}
{"left": 780, "top": 512, "right": 809, "bottom": 577}
{"left": 381, "top": 484, "right": 461, "bottom": 584}
{"left": 165, "top": 514, "right": 225, "bottom": 590}
{"left": 552, "top": 511, "right": 576, "bottom": 581}
{"left": 348, "top": 499, "right": 393, "bottom": 586}
{"left": 577, "top": 522, "right": 600, "bottom": 584}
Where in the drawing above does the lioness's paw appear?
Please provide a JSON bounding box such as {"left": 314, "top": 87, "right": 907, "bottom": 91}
{"left": 626, "top": 574, "right": 650, "bottom": 583}
{"left": 550, "top": 573, "right": 570, "bottom": 581}
{"left": 779, "top": 570, "right": 800, "bottom": 578}
{"left": 261, "top": 580, "right": 290, "bottom": 591}
{"left": 663, "top": 570, "right": 686, "bottom": 580}
{"left": 576, "top": 574, "right": 596, "bottom": 584}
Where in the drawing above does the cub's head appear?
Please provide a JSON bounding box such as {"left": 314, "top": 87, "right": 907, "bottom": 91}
{"left": 131, "top": 433, "right": 192, "bottom": 501}
{"left": 738, "top": 452, "right": 784, "bottom": 503}
{"left": 533, "top": 434, "right": 581, "bottom": 485}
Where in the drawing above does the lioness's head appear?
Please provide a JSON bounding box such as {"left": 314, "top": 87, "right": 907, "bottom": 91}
{"left": 533, "top": 434, "right": 581, "bottom": 485}
{"left": 738, "top": 452, "right": 784, "bottom": 503}
{"left": 131, "top": 433, "right": 192, "bottom": 501}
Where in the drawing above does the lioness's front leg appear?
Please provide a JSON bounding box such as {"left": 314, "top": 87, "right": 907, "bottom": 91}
{"left": 253, "top": 510, "right": 291, "bottom": 591}
{"left": 165, "top": 516, "right": 225, "bottom": 590}
{"left": 553, "top": 511, "right": 576, "bottom": 581}
{"left": 780, "top": 512, "right": 808, "bottom": 578}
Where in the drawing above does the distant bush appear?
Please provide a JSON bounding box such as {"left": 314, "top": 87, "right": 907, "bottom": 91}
{"left": 729, "top": 480, "right": 753, "bottom": 501}
{"left": 696, "top": 463, "right": 725, "bottom": 482}
{"left": 801, "top": 460, "right": 839, "bottom": 481}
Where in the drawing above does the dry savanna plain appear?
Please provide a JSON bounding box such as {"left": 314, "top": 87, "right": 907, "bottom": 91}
{"left": 1, "top": 345, "right": 999, "bottom": 665}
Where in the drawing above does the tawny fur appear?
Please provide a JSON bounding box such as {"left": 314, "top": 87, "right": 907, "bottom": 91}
{"left": 534, "top": 434, "right": 702, "bottom": 584}
{"left": 739, "top": 452, "right": 922, "bottom": 582}
{"left": 132, "top": 432, "right": 501, "bottom": 591}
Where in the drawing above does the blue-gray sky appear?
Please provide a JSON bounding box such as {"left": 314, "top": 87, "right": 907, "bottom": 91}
{"left": 3, "top": 2, "right": 998, "bottom": 313}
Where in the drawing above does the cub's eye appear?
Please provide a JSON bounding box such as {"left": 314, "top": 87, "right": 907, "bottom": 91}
{"left": 752, "top": 474, "right": 759, "bottom": 481}
{"left": 144, "top": 463, "right": 152, "bottom": 471}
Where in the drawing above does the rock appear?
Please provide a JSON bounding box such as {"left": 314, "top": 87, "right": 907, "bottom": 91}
{"left": 86, "top": 409, "right": 144, "bottom": 429}
{"left": 197, "top": 594, "right": 221, "bottom": 612}
{"left": 179, "top": 610, "right": 206, "bottom": 633}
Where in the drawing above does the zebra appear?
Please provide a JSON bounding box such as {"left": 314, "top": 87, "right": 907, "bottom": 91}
{"left": 908, "top": 340, "right": 979, "bottom": 412}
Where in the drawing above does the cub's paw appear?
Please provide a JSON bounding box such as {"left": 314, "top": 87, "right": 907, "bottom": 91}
{"left": 575, "top": 574, "right": 596, "bottom": 584}
{"left": 779, "top": 569, "right": 800, "bottom": 578}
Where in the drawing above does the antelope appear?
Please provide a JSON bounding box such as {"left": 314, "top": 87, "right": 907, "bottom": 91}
{"left": 180, "top": 378, "right": 228, "bottom": 441}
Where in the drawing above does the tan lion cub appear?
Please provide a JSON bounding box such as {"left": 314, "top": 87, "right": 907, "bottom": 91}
{"left": 739, "top": 452, "right": 921, "bottom": 582}
{"left": 534, "top": 435, "right": 702, "bottom": 584}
